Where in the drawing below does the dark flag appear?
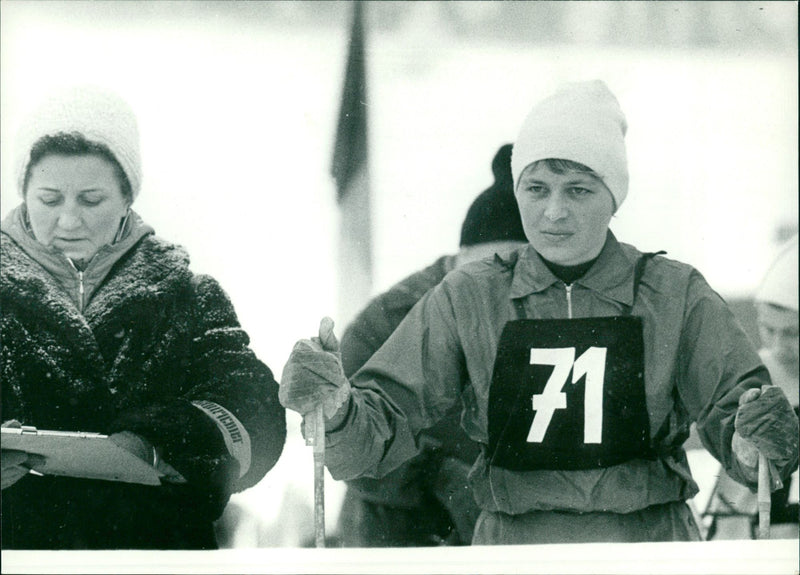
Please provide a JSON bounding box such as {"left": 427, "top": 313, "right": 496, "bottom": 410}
{"left": 331, "top": 1, "right": 372, "bottom": 325}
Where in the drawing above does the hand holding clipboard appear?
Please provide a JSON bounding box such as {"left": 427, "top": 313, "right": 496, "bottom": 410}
{"left": 1, "top": 422, "right": 185, "bottom": 486}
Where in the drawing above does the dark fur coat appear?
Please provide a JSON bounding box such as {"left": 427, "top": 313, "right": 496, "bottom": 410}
{"left": 1, "top": 223, "right": 286, "bottom": 549}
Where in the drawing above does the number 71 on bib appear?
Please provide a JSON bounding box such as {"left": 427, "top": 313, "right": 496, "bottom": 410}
{"left": 528, "top": 346, "right": 608, "bottom": 444}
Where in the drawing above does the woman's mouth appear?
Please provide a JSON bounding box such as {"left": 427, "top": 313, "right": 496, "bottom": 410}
{"left": 540, "top": 230, "right": 574, "bottom": 241}
{"left": 52, "top": 237, "right": 90, "bottom": 252}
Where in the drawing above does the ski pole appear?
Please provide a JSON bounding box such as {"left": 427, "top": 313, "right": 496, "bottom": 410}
{"left": 306, "top": 404, "right": 326, "bottom": 548}
{"left": 755, "top": 384, "right": 772, "bottom": 540}
{"left": 306, "top": 317, "right": 338, "bottom": 548}
{"left": 757, "top": 451, "right": 770, "bottom": 539}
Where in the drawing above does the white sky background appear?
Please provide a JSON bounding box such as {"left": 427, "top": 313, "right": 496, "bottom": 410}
{"left": 1, "top": 1, "right": 798, "bottom": 568}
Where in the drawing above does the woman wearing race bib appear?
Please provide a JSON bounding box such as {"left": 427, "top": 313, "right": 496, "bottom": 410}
{"left": 280, "top": 80, "right": 799, "bottom": 544}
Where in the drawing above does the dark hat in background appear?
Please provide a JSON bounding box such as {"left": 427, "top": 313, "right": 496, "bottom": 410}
{"left": 459, "top": 143, "right": 528, "bottom": 247}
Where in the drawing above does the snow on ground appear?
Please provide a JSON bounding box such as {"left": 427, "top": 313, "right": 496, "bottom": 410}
{"left": 4, "top": 539, "right": 800, "bottom": 574}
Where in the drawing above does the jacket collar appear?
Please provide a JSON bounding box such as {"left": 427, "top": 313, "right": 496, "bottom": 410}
{"left": 2, "top": 209, "right": 191, "bottom": 358}
{"left": 509, "top": 230, "right": 636, "bottom": 307}
{"left": 1, "top": 204, "right": 154, "bottom": 311}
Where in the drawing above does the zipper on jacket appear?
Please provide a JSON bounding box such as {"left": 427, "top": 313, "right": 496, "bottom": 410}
{"left": 565, "top": 283, "right": 573, "bottom": 319}
{"left": 78, "top": 270, "right": 85, "bottom": 311}
{"left": 66, "top": 258, "right": 85, "bottom": 312}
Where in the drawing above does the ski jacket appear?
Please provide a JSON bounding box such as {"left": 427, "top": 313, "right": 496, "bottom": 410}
{"left": 324, "top": 232, "right": 799, "bottom": 515}
{"left": 341, "top": 254, "right": 480, "bottom": 509}
{"left": 1, "top": 206, "right": 286, "bottom": 549}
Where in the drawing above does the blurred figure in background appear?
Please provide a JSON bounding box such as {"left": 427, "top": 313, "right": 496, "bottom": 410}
{"left": 755, "top": 235, "right": 799, "bottom": 530}
{"left": 337, "top": 144, "right": 528, "bottom": 547}
{"left": 704, "top": 235, "right": 799, "bottom": 539}
{"left": 0, "top": 86, "right": 286, "bottom": 549}
{"left": 755, "top": 236, "right": 799, "bottom": 409}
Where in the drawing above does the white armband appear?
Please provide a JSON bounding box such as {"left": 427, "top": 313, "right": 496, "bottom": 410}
{"left": 192, "top": 400, "right": 251, "bottom": 478}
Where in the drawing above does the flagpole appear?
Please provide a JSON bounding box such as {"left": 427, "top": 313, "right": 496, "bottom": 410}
{"left": 331, "top": 0, "right": 372, "bottom": 329}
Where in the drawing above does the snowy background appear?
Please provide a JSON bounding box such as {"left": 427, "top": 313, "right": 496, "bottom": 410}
{"left": 1, "top": 0, "right": 797, "bottom": 557}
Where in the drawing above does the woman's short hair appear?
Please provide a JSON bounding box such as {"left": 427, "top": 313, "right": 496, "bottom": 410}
{"left": 524, "top": 158, "right": 614, "bottom": 210}
{"left": 529, "top": 158, "right": 598, "bottom": 176}
{"left": 23, "top": 132, "right": 133, "bottom": 202}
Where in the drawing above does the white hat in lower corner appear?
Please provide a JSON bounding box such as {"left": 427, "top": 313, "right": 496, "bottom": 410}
{"left": 755, "top": 235, "right": 798, "bottom": 312}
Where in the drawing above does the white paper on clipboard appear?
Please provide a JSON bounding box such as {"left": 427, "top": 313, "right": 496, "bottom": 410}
{"left": 1, "top": 426, "right": 164, "bottom": 485}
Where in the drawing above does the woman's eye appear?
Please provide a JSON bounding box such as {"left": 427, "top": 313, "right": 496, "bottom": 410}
{"left": 39, "top": 195, "right": 62, "bottom": 206}
{"left": 526, "top": 185, "right": 547, "bottom": 195}
{"left": 570, "top": 187, "right": 592, "bottom": 196}
{"left": 79, "top": 195, "right": 103, "bottom": 206}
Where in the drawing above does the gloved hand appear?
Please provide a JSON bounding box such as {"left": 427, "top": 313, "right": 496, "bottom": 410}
{"left": 109, "top": 430, "right": 156, "bottom": 462}
{"left": 109, "top": 430, "right": 187, "bottom": 484}
{"left": 733, "top": 386, "right": 799, "bottom": 487}
{"left": 1, "top": 450, "right": 41, "bottom": 490}
{"left": 280, "top": 317, "right": 351, "bottom": 421}
{"left": 1, "top": 420, "right": 45, "bottom": 490}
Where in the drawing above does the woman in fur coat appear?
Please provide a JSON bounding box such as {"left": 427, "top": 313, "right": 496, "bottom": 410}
{"left": 1, "top": 86, "right": 286, "bottom": 549}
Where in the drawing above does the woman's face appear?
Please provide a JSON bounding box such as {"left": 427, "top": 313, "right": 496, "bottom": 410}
{"left": 756, "top": 302, "right": 799, "bottom": 373}
{"left": 515, "top": 163, "right": 615, "bottom": 265}
{"left": 25, "top": 154, "right": 130, "bottom": 262}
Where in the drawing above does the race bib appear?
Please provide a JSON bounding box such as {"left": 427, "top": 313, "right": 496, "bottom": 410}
{"left": 487, "top": 317, "right": 652, "bottom": 470}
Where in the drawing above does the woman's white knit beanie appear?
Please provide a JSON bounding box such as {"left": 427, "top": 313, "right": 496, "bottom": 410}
{"left": 756, "top": 235, "right": 798, "bottom": 312}
{"left": 511, "top": 80, "right": 628, "bottom": 211}
{"left": 15, "top": 85, "right": 142, "bottom": 200}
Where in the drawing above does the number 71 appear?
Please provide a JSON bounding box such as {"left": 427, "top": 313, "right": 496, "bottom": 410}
{"left": 527, "top": 347, "right": 607, "bottom": 444}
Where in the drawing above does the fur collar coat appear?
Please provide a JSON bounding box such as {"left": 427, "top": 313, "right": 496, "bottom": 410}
{"left": 1, "top": 207, "right": 285, "bottom": 549}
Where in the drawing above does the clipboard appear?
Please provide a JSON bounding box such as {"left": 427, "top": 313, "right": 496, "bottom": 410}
{"left": 1, "top": 426, "right": 164, "bottom": 485}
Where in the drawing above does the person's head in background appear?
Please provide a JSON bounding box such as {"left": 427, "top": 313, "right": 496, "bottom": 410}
{"left": 755, "top": 235, "right": 799, "bottom": 377}
{"left": 510, "top": 80, "right": 627, "bottom": 266}
{"left": 15, "top": 86, "right": 141, "bottom": 264}
{"left": 456, "top": 143, "right": 528, "bottom": 266}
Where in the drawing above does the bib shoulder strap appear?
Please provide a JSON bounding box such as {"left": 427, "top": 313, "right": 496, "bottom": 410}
{"left": 630, "top": 251, "right": 666, "bottom": 311}
{"left": 494, "top": 251, "right": 519, "bottom": 271}
{"left": 513, "top": 298, "right": 528, "bottom": 320}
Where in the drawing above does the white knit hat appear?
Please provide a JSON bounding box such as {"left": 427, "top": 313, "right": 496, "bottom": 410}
{"left": 511, "top": 80, "right": 628, "bottom": 211}
{"left": 15, "top": 85, "right": 142, "bottom": 200}
{"left": 755, "top": 236, "right": 798, "bottom": 312}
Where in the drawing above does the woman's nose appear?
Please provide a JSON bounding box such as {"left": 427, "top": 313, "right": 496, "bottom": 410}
{"left": 543, "top": 192, "right": 568, "bottom": 221}
{"left": 56, "top": 207, "right": 82, "bottom": 230}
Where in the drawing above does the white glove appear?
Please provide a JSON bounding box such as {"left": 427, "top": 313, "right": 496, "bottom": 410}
{"left": 280, "top": 317, "right": 351, "bottom": 420}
